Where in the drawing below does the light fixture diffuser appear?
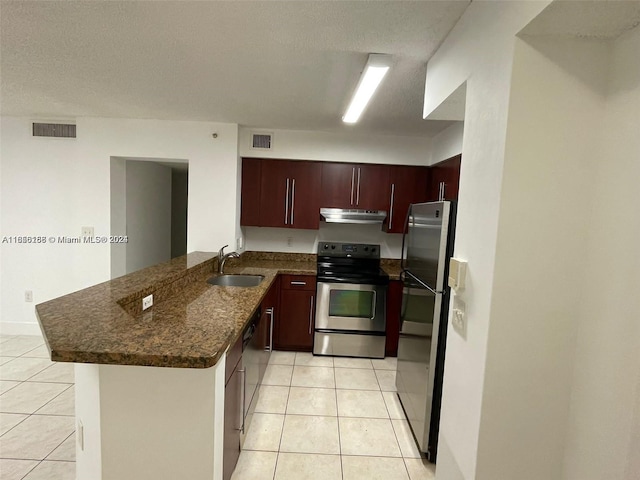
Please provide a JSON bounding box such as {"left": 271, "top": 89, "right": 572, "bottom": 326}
{"left": 343, "top": 54, "right": 392, "bottom": 124}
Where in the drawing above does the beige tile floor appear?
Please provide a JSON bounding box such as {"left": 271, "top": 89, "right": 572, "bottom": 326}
{"left": 0, "top": 336, "right": 436, "bottom": 480}
{"left": 234, "top": 351, "right": 436, "bottom": 480}
{"left": 0, "top": 335, "right": 75, "bottom": 480}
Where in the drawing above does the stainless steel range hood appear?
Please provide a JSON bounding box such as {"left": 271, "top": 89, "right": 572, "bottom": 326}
{"left": 320, "top": 208, "right": 387, "bottom": 225}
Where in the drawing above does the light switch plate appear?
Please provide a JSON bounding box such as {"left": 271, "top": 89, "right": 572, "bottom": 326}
{"left": 452, "top": 296, "right": 466, "bottom": 338}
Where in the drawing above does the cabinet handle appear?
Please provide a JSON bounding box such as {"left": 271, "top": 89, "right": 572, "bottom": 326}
{"left": 350, "top": 168, "right": 355, "bottom": 205}
{"left": 290, "top": 281, "right": 307, "bottom": 286}
{"left": 284, "top": 178, "right": 290, "bottom": 225}
{"left": 265, "top": 307, "right": 274, "bottom": 352}
{"left": 237, "top": 368, "right": 246, "bottom": 433}
{"left": 356, "top": 167, "right": 361, "bottom": 205}
{"left": 308, "top": 295, "right": 314, "bottom": 334}
{"left": 442, "top": 182, "right": 446, "bottom": 200}
{"left": 389, "top": 183, "right": 395, "bottom": 230}
{"left": 290, "top": 178, "right": 295, "bottom": 225}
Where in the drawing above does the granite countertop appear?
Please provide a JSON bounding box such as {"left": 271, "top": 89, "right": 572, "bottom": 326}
{"left": 35, "top": 251, "right": 399, "bottom": 369}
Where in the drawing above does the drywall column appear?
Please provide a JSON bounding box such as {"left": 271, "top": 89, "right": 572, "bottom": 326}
{"left": 477, "top": 36, "right": 608, "bottom": 480}
{"left": 75, "top": 359, "right": 226, "bottom": 480}
{"left": 561, "top": 25, "right": 640, "bottom": 480}
{"left": 421, "top": 2, "right": 550, "bottom": 478}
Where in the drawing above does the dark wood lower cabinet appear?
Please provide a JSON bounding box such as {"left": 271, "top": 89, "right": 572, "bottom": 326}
{"left": 275, "top": 275, "right": 316, "bottom": 351}
{"left": 223, "top": 353, "right": 242, "bottom": 480}
{"left": 385, "top": 280, "right": 403, "bottom": 357}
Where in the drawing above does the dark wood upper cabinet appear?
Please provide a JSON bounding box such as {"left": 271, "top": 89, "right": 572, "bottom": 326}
{"left": 427, "top": 154, "right": 461, "bottom": 202}
{"left": 320, "top": 163, "right": 355, "bottom": 209}
{"left": 289, "top": 161, "right": 322, "bottom": 229}
{"left": 385, "top": 165, "right": 430, "bottom": 234}
{"left": 356, "top": 164, "right": 390, "bottom": 211}
{"left": 321, "top": 163, "right": 389, "bottom": 211}
{"left": 240, "top": 158, "right": 261, "bottom": 227}
{"left": 258, "top": 159, "right": 322, "bottom": 230}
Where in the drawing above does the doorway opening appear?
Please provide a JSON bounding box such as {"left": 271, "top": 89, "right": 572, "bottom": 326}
{"left": 110, "top": 157, "right": 189, "bottom": 278}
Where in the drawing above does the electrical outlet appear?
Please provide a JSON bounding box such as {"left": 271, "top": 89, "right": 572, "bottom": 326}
{"left": 287, "top": 237, "right": 293, "bottom": 247}
{"left": 81, "top": 226, "right": 94, "bottom": 238}
{"left": 25, "top": 290, "right": 33, "bottom": 302}
{"left": 77, "top": 419, "right": 84, "bottom": 451}
{"left": 142, "top": 294, "right": 153, "bottom": 310}
{"left": 236, "top": 237, "right": 244, "bottom": 250}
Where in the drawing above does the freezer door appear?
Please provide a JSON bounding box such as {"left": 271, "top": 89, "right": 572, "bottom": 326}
{"left": 395, "top": 271, "right": 442, "bottom": 454}
{"left": 404, "top": 202, "right": 450, "bottom": 291}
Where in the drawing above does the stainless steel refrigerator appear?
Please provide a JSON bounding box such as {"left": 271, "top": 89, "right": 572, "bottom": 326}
{"left": 396, "top": 201, "right": 456, "bottom": 462}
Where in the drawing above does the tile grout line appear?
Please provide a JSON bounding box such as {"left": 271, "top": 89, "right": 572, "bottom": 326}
{"left": 18, "top": 458, "right": 41, "bottom": 480}
{"left": 333, "top": 371, "right": 345, "bottom": 480}
{"left": 45, "top": 431, "right": 75, "bottom": 462}
{"left": 0, "top": 412, "right": 29, "bottom": 439}
{"left": 31, "top": 383, "right": 74, "bottom": 416}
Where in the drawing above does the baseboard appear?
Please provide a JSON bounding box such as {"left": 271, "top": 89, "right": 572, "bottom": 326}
{"left": 0, "top": 321, "right": 43, "bottom": 337}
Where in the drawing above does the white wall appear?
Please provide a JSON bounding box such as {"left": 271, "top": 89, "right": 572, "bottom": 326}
{"left": 420, "top": 2, "right": 550, "bottom": 478}
{"left": 561, "top": 25, "right": 640, "bottom": 480}
{"left": 0, "top": 117, "right": 239, "bottom": 334}
{"left": 110, "top": 158, "right": 127, "bottom": 279}
{"left": 429, "top": 121, "right": 464, "bottom": 165}
{"left": 238, "top": 127, "right": 432, "bottom": 165}
{"left": 125, "top": 160, "right": 172, "bottom": 274}
{"left": 0, "top": 118, "right": 80, "bottom": 335}
{"left": 244, "top": 223, "right": 403, "bottom": 259}
{"left": 478, "top": 36, "right": 609, "bottom": 480}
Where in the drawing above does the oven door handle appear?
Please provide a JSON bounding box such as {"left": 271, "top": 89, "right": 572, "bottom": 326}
{"left": 370, "top": 290, "right": 376, "bottom": 320}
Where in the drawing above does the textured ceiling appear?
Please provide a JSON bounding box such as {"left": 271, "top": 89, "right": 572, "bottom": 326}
{"left": 0, "top": 1, "right": 470, "bottom": 137}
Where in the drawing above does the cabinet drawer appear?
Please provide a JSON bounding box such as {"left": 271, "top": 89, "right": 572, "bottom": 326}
{"left": 225, "top": 335, "right": 242, "bottom": 385}
{"left": 281, "top": 274, "right": 316, "bottom": 291}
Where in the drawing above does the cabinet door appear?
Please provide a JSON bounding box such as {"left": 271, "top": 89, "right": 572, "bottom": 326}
{"left": 428, "top": 155, "right": 461, "bottom": 202}
{"left": 321, "top": 162, "right": 356, "bottom": 209}
{"left": 277, "top": 287, "right": 316, "bottom": 351}
{"left": 223, "top": 360, "right": 242, "bottom": 480}
{"left": 355, "top": 164, "right": 390, "bottom": 211}
{"left": 385, "top": 280, "right": 403, "bottom": 357}
{"left": 289, "top": 161, "right": 322, "bottom": 230}
{"left": 259, "top": 160, "right": 291, "bottom": 228}
{"left": 386, "top": 166, "right": 429, "bottom": 234}
{"left": 240, "top": 158, "right": 261, "bottom": 227}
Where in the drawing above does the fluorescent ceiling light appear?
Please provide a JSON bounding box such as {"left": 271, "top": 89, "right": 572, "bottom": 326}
{"left": 343, "top": 54, "right": 392, "bottom": 124}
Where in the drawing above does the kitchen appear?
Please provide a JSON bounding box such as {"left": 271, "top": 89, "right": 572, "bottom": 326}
{"left": 1, "top": 2, "right": 640, "bottom": 480}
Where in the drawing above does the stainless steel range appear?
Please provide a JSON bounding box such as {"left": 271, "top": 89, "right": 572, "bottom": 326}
{"left": 313, "top": 242, "right": 389, "bottom": 359}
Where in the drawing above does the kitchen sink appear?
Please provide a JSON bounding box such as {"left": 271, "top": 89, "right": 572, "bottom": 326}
{"left": 207, "top": 274, "right": 264, "bottom": 287}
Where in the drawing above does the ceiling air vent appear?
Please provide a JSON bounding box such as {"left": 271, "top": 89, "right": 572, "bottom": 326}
{"left": 251, "top": 132, "right": 273, "bottom": 150}
{"left": 32, "top": 122, "right": 76, "bottom": 138}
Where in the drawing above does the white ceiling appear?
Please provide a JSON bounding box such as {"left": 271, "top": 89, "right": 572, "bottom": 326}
{"left": 0, "top": 1, "right": 470, "bottom": 137}
{"left": 522, "top": 0, "right": 640, "bottom": 38}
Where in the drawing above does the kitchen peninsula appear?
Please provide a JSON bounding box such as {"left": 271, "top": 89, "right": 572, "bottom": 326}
{"left": 35, "top": 251, "right": 316, "bottom": 480}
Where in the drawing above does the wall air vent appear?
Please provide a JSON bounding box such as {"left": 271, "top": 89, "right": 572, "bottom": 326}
{"left": 32, "top": 122, "right": 76, "bottom": 138}
{"left": 251, "top": 132, "right": 273, "bottom": 150}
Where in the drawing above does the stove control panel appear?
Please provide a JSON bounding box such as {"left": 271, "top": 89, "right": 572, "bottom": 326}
{"left": 318, "top": 242, "right": 380, "bottom": 258}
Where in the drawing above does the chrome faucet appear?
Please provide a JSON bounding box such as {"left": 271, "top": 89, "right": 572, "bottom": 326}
{"left": 218, "top": 245, "right": 240, "bottom": 274}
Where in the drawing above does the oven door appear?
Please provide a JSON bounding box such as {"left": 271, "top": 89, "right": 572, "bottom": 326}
{"left": 315, "top": 282, "right": 386, "bottom": 333}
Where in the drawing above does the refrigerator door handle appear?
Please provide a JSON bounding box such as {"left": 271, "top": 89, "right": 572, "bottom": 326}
{"left": 400, "top": 206, "right": 412, "bottom": 270}
{"left": 403, "top": 270, "right": 439, "bottom": 295}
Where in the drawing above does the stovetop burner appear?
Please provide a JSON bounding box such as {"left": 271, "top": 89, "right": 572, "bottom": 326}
{"left": 317, "top": 242, "right": 389, "bottom": 285}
